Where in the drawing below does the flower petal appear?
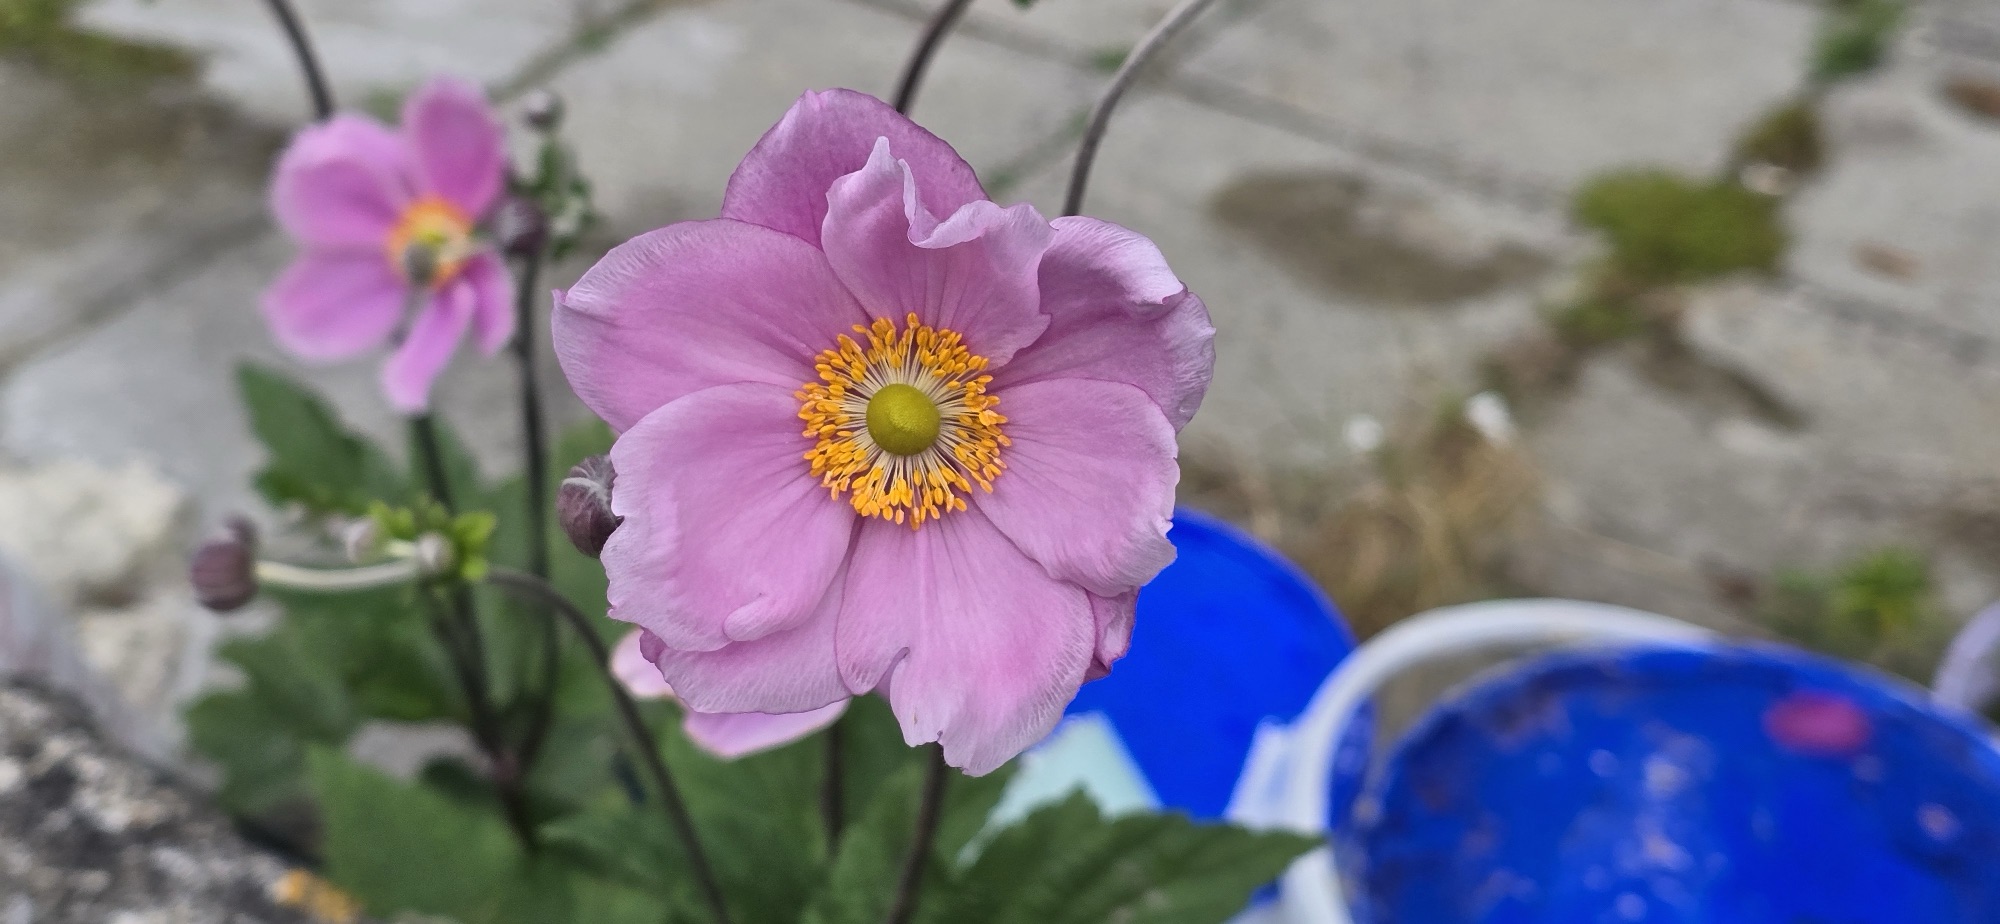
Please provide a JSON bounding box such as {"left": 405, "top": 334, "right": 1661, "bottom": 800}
{"left": 553, "top": 219, "right": 868, "bottom": 433}
{"left": 461, "top": 251, "right": 514, "bottom": 355}
{"left": 1086, "top": 591, "right": 1137, "bottom": 682}
{"left": 261, "top": 251, "right": 407, "bottom": 361}
{"left": 978, "top": 379, "right": 1179, "bottom": 598}
{"left": 989, "top": 216, "right": 1216, "bottom": 431}
{"left": 722, "top": 88, "right": 987, "bottom": 247}
{"left": 403, "top": 76, "right": 507, "bottom": 218}
{"left": 271, "top": 114, "right": 413, "bottom": 248}
{"left": 642, "top": 571, "right": 852, "bottom": 714}
{"left": 612, "top": 628, "right": 675, "bottom": 699}
{"left": 683, "top": 702, "right": 849, "bottom": 760}
{"left": 618, "top": 627, "right": 849, "bottom": 757}
{"left": 822, "top": 139, "right": 1052, "bottom": 364}
{"left": 604, "top": 383, "right": 856, "bottom": 652}
{"left": 837, "top": 509, "right": 1094, "bottom": 776}
{"left": 380, "top": 280, "right": 473, "bottom": 413}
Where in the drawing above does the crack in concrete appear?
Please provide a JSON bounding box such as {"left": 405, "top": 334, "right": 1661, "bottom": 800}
{"left": 492, "top": 0, "right": 715, "bottom": 102}
{"left": 0, "top": 216, "right": 269, "bottom": 378}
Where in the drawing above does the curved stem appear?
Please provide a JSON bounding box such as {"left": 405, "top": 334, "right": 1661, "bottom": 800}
{"left": 256, "top": 558, "right": 418, "bottom": 592}
{"left": 258, "top": 0, "right": 335, "bottom": 121}
{"left": 485, "top": 567, "right": 736, "bottom": 924}
{"left": 1061, "top": 0, "right": 1224, "bottom": 217}
{"left": 406, "top": 415, "right": 528, "bottom": 843}
{"left": 508, "top": 236, "right": 563, "bottom": 779}
{"left": 892, "top": 0, "right": 977, "bottom": 115}
{"left": 883, "top": 746, "right": 949, "bottom": 924}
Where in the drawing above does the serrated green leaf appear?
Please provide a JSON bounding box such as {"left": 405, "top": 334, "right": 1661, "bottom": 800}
{"left": 184, "top": 689, "right": 311, "bottom": 816}
{"left": 309, "top": 747, "right": 522, "bottom": 919}
{"left": 237, "top": 364, "right": 407, "bottom": 515}
{"left": 922, "top": 793, "right": 1321, "bottom": 924}
{"left": 311, "top": 747, "right": 664, "bottom": 924}
{"left": 803, "top": 761, "right": 926, "bottom": 924}
{"left": 660, "top": 710, "right": 829, "bottom": 923}
{"left": 831, "top": 696, "right": 926, "bottom": 823}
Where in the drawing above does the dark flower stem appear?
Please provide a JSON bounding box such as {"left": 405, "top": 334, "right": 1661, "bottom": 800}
{"left": 406, "top": 415, "right": 534, "bottom": 845}
{"left": 892, "top": 0, "right": 977, "bottom": 114}
{"left": 485, "top": 567, "right": 736, "bottom": 924}
{"left": 884, "top": 746, "right": 950, "bottom": 924}
{"left": 1062, "top": 0, "right": 1224, "bottom": 217}
{"left": 258, "top": 0, "right": 335, "bottom": 121}
{"left": 506, "top": 232, "right": 563, "bottom": 780}
{"left": 822, "top": 721, "right": 847, "bottom": 842}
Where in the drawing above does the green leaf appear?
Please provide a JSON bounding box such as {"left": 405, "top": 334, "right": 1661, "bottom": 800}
{"left": 831, "top": 696, "right": 926, "bottom": 823}
{"left": 184, "top": 690, "right": 311, "bottom": 817}
{"left": 803, "top": 762, "right": 927, "bottom": 924}
{"left": 311, "top": 747, "right": 663, "bottom": 924}
{"left": 309, "top": 747, "right": 522, "bottom": 919}
{"left": 662, "top": 717, "right": 830, "bottom": 923}
{"left": 922, "top": 793, "right": 1321, "bottom": 924}
{"left": 237, "top": 364, "right": 407, "bottom": 515}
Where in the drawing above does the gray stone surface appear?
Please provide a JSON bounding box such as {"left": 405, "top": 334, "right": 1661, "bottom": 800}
{"left": 1003, "top": 90, "right": 1565, "bottom": 469}
{"left": 541, "top": 0, "right": 1099, "bottom": 236}
{"left": 1178, "top": 0, "right": 1817, "bottom": 197}
{"left": 1787, "top": 60, "right": 2000, "bottom": 344}
{"left": 75, "top": 0, "right": 669, "bottom": 123}
{"left": 0, "top": 681, "right": 358, "bottom": 923}
{"left": 0, "top": 63, "right": 274, "bottom": 375}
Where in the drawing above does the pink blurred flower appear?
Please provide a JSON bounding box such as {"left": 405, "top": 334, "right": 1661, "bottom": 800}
{"left": 611, "top": 629, "right": 846, "bottom": 759}
{"left": 554, "top": 89, "right": 1213, "bottom": 775}
{"left": 263, "top": 76, "right": 513, "bottom": 413}
{"left": 1764, "top": 691, "right": 1873, "bottom": 757}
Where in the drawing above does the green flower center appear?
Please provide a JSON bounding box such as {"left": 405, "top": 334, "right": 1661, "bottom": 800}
{"left": 865, "top": 383, "right": 942, "bottom": 457}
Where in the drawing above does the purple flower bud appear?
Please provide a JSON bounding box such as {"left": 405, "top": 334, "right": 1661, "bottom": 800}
{"left": 521, "top": 90, "right": 565, "bottom": 132}
{"left": 191, "top": 517, "right": 258, "bottom": 612}
{"left": 558, "top": 455, "right": 620, "bottom": 558}
{"left": 493, "top": 196, "right": 549, "bottom": 259}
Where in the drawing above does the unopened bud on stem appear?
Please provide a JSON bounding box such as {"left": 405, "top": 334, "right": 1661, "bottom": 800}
{"left": 342, "top": 518, "right": 382, "bottom": 563}
{"left": 493, "top": 196, "right": 549, "bottom": 259}
{"left": 558, "top": 455, "right": 620, "bottom": 558}
{"left": 414, "top": 532, "right": 456, "bottom": 577}
{"left": 521, "top": 90, "right": 564, "bottom": 132}
{"left": 191, "top": 517, "right": 258, "bottom": 612}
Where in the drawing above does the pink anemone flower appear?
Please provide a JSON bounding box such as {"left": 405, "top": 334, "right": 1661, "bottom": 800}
{"left": 612, "top": 629, "right": 847, "bottom": 759}
{"left": 554, "top": 89, "right": 1214, "bottom": 775}
{"left": 263, "top": 76, "right": 513, "bottom": 413}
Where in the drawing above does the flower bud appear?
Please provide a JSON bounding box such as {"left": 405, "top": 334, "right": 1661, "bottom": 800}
{"left": 493, "top": 196, "right": 549, "bottom": 259}
{"left": 558, "top": 455, "right": 621, "bottom": 558}
{"left": 191, "top": 517, "right": 258, "bottom": 612}
{"left": 341, "top": 518, "right": 381, "bottom": 563}
{"left": 521, "top": 90, "right": 565, "bottom": 132}
{"left": 414, "top": 532, "right": 456, "bottom": 577}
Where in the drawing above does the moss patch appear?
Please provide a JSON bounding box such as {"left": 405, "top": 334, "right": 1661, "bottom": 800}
{"left": 1811, "top": 0, "right": 1904, "bottom": 85}
{"left": 0, "top": 0, "right": 197, "bottom": 83}
{"left": 1574, "top": 169, "right": 1787, "bottom": 288}
{"left": 1763, "top": 547, "right": 1952, "bottom": 681}
{"left": 1731, "top": 100, "right": 1824, "bottom": 176}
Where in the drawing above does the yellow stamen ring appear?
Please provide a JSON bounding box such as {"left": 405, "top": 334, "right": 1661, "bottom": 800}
{"left": 798, "top": 314, "right": 1009, "bottom": 528}
{"left": 385, "top": 195, "right": 475, "bottom": 289}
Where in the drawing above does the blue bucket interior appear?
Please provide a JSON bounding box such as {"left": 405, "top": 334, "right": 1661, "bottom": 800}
{"left": 1356, "top": 644, "right": 2000, "bottom": 923}
{"left": 1067, "top": 508, "right": 1365, "bottom": 822}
